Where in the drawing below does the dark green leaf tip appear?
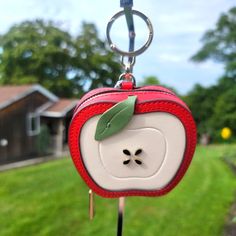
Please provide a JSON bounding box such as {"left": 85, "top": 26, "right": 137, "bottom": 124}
{"left": 94, "top": 95, "right": 137, "bottom": 141}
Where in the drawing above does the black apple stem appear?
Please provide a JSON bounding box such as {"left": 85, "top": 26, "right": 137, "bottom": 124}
{"left": 117, "top": 197, "right": 125, "bottom": 236}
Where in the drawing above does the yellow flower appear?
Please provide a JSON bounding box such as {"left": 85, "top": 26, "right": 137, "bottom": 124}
{"left": 221, "top": 127, "right": 232, "bottom": 140}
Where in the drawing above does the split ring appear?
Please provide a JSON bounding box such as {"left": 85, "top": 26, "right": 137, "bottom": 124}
{"left": 106, "top": 10, "right": 154, "bottom": 57}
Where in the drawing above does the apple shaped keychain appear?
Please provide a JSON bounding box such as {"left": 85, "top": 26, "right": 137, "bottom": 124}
{"left": 69, "top": 1, "right": 197, "bottom": 235}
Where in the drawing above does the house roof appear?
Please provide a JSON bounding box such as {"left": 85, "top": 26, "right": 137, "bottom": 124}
{"left": 41, "top": 99, "right": 78, "bottom": 118}
{"left": 0, "top": 84, "right": 58, "bottom": 110}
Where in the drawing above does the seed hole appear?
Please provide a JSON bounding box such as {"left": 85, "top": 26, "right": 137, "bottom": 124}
{"left": 135, "top": 149, "right": 142, "bottom": 156}
{"left": 123, "top": 160, "right": 131, "bottom": 165}
{"left": 123, "top": 149, "right": 131, "bottom": 156}
{"left": 135, "top": 159, "right": 142, "bottom": 165}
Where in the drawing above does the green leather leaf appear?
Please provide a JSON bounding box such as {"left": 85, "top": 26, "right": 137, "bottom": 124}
{"left": 95, "top": 96, "right": 137, "bottom": 141}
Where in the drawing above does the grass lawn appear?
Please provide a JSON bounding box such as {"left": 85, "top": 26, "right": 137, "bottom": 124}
{"left": 0, "top": 145, "right": 236, "bottom": 236}
{"left": 221, "top": 144, "right": 236, "bottom": 166}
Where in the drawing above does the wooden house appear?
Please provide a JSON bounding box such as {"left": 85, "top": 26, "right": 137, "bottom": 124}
{"left": 0, "top": 84, "right": 78, "bottom": 165}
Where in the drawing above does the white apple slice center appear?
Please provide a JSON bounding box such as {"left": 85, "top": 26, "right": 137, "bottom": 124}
{"left": 99, "top": 128, "right": 166, "bottom": 178}
{"left": 80, "top": 112, "right": 186, "bottom": 191}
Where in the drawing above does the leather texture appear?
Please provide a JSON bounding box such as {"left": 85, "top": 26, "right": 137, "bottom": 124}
{"left": 69, "top": 86, "right": 197, "bottom": 198}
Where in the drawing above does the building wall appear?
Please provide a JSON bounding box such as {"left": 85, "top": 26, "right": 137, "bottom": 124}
{"left": 40, "top": 110, "right": 74, "bottom": 156}
{"left": 0, "top": 92, "right": 50, "bottom": 164}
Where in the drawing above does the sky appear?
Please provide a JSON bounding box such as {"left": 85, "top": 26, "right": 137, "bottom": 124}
{"left": 0, "top": 0, "right": 235, "bottom": 94}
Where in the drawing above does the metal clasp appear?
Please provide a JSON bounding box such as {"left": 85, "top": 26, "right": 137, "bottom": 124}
{"left": 115, "top": 73, "right": 136, "bottom": 88}
{"left": 121, "top": 56, "right": 136, "bottom": 73}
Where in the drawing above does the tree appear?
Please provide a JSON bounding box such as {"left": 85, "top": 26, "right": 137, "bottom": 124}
{"left": 189, "top": 7, "right": 236, "bottom": 142}
{"left": 184, "top": 76, "right": 236, "bottom": 141}
{"left": 140, "top": 76, "right": 161, "bottom": 86}
{"left": 74, "top": 22, "right": 121, "bottom": 91}
{"left": 0, "top": 20, "right": 121, "bottom": 97}
{"left": 210, "top": 85, "right": 236, "bottom": 140}
{"left": 191, "top": 7, "right": 236, "bottom": 78}
{"left": 184, "top": 84, "right": 216, "bottom": 136}
{"left": 140, "top": 75, "right": 177, "bottom": 94}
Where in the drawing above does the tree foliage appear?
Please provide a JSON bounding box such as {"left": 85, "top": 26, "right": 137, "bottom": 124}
{"left": 140, "top": 75, "right": 178, "bottom": 94}
{"left": 184, "top": 84, "right": 216, "bottom": 135}
{"left": 191, "top": 7, "right": 236, "bottom": 78}
{"left": 140, "top": 76, "right": 161, "bottom": 86}
{"left": 184, "top": 76, "right": 236, "bottom": 142}
{"left": 210, "top": 85, "right": 236, "bottom": 136}
{"left": 187, "top": 7, "right": 236, "bottom": 142}
{"left": 0, "top": 20, "right": 121, "bottom": 97}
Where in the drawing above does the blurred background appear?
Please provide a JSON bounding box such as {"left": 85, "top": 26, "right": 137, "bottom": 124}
{"left": 0, "top": 1, "right": 236, "bottom": 236}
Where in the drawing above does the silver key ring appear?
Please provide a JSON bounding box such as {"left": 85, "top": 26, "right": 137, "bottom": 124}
{"left": 106, "top": 10, "right": 154, "bottom": 57}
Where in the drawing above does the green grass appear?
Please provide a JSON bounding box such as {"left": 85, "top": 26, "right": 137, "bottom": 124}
{"left": 0, "top": 145, "right": 236, "bottom": 236}
{"left": 221, "top": 144, "right": 236, "bottom": 166}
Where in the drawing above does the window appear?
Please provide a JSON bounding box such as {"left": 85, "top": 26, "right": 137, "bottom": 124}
{"left": 27, "top": 113, "right": 40, "bottom": 136}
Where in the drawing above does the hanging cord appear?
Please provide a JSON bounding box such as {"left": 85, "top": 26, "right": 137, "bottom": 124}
{"left": 120, "top": 0, "right": 136, "bottom": 71}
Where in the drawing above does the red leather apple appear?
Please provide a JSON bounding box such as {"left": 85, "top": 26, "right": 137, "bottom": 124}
{"left": 69, "top": 84, "right": 197, "bottom": 198}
